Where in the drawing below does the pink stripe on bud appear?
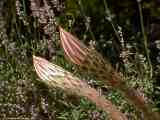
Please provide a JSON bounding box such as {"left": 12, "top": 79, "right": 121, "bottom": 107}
{"left": 59, "top": 27, "right": 88, "bottom": 65}
{"left": 33, "top": 56, "right": 89, "bottom": 90}
{"left": 33, "top": 56, "right": 66, "bottom": 82}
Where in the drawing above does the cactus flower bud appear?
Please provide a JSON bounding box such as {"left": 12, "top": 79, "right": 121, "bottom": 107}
{"left": 33, "top": 55, "right": 88, "bottom": 90}
{"left": 59, "top": 27, "right": 120, "bottom": 86}
{"left": 33, "top": 56, "right": 127, "bottom": 120}
{"left": 59, "top": 27, "right": 89, "bottom": 65}
{"left": 59, "top": 27, "right": 160, "bottom": 120}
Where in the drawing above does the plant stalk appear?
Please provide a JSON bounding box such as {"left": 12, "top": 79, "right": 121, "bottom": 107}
{"left": 137, "top": 0, "right": 153, "bottom": 78}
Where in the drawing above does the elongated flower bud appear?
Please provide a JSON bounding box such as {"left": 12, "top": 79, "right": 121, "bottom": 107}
{"left": 59, "top": 27, "right": 121, "bottom": 86}
{"left": 59, "top": 27, "right": 160, "bottom": 120}
{"left": 33, "top": 55, "right": 88, "bottom": 91}
{"left": 59, "top": 27, "right": 89, "bottom": 65}
{"left": 33, "top": 56, "right": 128, "bottom": 120}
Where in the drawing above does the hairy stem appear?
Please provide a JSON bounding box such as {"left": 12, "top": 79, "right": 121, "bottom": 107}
{"left": 112, "top": 72, "right": 160, "bottom": 120}
{"left": 82, "top": 87, "right": 128, "bottom": 120}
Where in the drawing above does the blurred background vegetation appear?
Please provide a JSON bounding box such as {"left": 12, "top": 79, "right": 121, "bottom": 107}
{"left": 0, "top": 0, "right": 160, "bottom": 119}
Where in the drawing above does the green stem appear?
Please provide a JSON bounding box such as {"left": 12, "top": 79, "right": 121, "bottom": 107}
{"left": 103, "top": 0, "right": 121, "bottom": 41}
{"left": 137, "top": 1, "right": 153, "bottom": 78}
{"left": 78, "top": 0, "right": 96, "bottom": 42}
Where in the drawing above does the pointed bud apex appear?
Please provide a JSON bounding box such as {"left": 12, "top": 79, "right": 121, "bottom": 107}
{"left": 33, "top": 56, "right": 88, "bottom": 90}
{"left": 33, "top": 55, "right": 65, "bottom": 80}
{"left": 59, "top": 27, "right": 88, "bottom": 65}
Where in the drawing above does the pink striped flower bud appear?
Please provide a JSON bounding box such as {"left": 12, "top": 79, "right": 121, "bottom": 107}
{"left": 59, "top": 27, "right": 89, "bottom": 65}
{"left": 33, "top": 55, "right": 88, "bottom": 90}
{"left": 59, "top": 27, "right": 120, "bottom": 86}
{"left": 33, "top": 56, "right": 127, "bottom": 120}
